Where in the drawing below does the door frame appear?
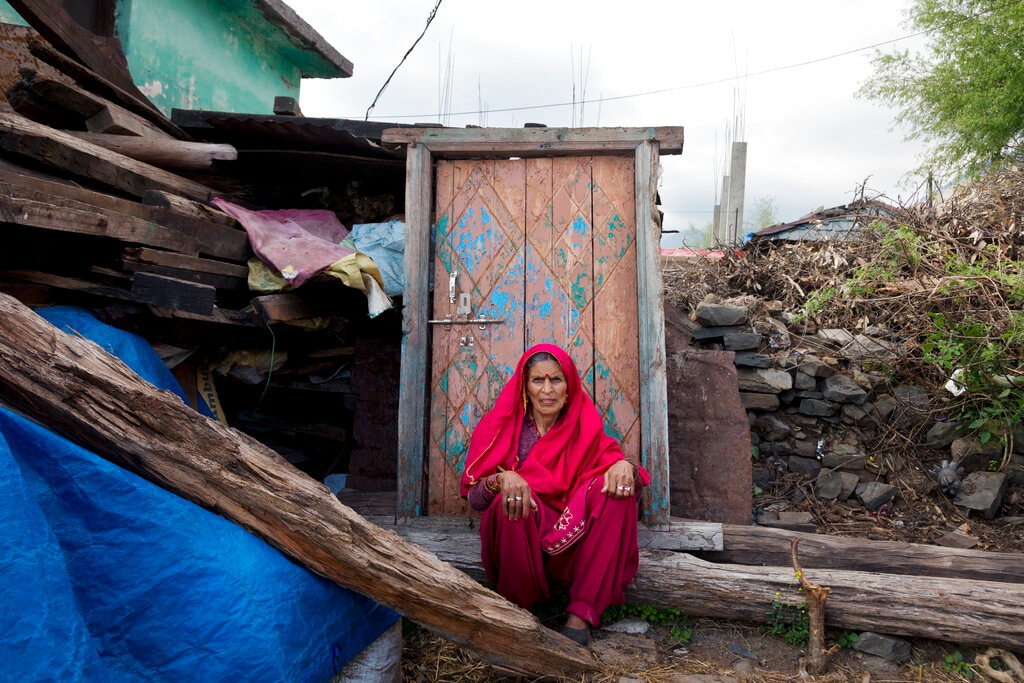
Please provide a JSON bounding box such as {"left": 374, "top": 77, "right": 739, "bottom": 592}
{"left": 382, "top": 126, "right": 684, "bottom": 526}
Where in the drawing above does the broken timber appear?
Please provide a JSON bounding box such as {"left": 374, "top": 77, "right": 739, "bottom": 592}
{"left": 0, "top": 294, "right": 594, "bottom": 677}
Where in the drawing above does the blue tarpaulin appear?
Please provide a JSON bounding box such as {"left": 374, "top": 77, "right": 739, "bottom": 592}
{"left": 0, "top": 307, "right": 399, "bottom": 682}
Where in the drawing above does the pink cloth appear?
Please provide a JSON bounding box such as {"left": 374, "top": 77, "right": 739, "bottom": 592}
{"left": 479, "top": 483, "right": 640, "bottom": 626}
{"left": 213, "top": 198, "right": 354, "bottom": 288}
{"left": 461, "top": 344, "right": 649, "bottom": 510}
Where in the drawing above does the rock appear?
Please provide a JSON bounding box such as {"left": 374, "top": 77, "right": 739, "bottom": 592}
{"left": 954, "top": 471, "right": 1008, "bottom": 519}
{"left": 695, "top": 303, "right": 748, "bottom": 327}
{"left": 793, "top": 370, "right": 817, "bottom": 391}
{"left": 751, "top": 414, "right": 791, "bottom": 440}
{"left": 845, "top": 334, "right": 897, "bottom": 360}
{"left": 950, "top": 436, "right": 1004, "bottom": 473}
{"left": 797, "top": 398, "right": 836, "bottom": 417}
{"left": 815, "top": 469, "right": 846, "bottom": 499}
{"left": 724, "top": 332, "right": 761, "bottom": 351}
{"left": 797, "top": 354, "right": 834, "bottom": 378}
{"left": 855, "top": 481, "right": 897, "bottom": 511}
{"left": 817, "top": 328, "right": 855, "bottom": 346}
{"left": 603, "top": 617, "right": 651, "bottom": 635}
{"left": 791, "top": 439, "right": 818, "bottom": 458}
{"left": 692, "top": 325, "right": 746, "bottom": 341}
{"left": 733, "top": 352, "right": 771, "bottom": 368}
{"left": 756, "top": 510, "right": 815, "bottom": 532}
{"left": 924, "top": 420, "right": 965, "bottom": 448}
{"left": 788, "top": 456, "right": 821, "bottom": 476}
{"left": 737, "top": 368, "right": 792, "bottom": 393}
{"left": 934, "top": 530, "right": 979, "bottom": 549}
{"left": 822, "top": 444, "right": 867, "bottom": 470}
{"left": 1008, "top": 454, "right": 1024, "bottom": 485}
{"left": 840, "top": 403, "right": 869, "bottom": 424}
{"left": 872, "top": 395, "right": 897, "bottom": 421}
{"left": 739, "top": 392, "right": 780, "bottom": 411}
{"left": 726, "top": 643, "right": 758, "bottom": 660}
{"left": 853, "top": 632, "right": 912, "bottom": 662}
{"left": 822, "top": 373, "right": 869, "bottom": 405}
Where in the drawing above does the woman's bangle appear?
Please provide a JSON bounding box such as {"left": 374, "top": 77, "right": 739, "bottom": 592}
{"left": 484, "top": 473, "right": 502, "bottom": 494}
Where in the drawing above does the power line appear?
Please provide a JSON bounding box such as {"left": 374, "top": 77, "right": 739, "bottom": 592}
{"left": 364, "top": 0, "right": 444, "bottom": 121}
{"left": 360, "top": 0, "right": 1024, "bottom": 122}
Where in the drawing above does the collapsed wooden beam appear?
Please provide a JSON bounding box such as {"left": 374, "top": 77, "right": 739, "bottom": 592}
{"left": 0, "top": 294, "right": 595, "bottom": 677}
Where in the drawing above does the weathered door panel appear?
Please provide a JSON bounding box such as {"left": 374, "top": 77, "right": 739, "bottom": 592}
{"left": 429, "top": 155, "right": 639, "bottom": 516}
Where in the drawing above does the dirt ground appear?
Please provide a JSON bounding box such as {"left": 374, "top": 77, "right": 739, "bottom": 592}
{"left": 400, "top": 615, "right": 994, "bottom": 682}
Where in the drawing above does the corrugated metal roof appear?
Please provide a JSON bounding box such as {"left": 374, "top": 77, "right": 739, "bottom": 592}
{"left": 751, "top": 201, "right": 893, "bottom": 242}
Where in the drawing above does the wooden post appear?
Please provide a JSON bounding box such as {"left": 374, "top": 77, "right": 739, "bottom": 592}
{"left": 635, "top": 140, "right": 671, "bottom": 526}
{"left": 396, "top": 143, "right": 432, "bottom": 520}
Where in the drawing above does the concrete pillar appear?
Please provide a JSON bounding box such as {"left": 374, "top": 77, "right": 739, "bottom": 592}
{"left": 725, "top": 141, "right": 748, "bottom": 245}
{"left": 717, "top": 174, "right": 730, "bottom": 245}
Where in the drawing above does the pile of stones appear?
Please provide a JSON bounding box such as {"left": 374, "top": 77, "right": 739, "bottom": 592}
{"left": 689, "top": 300, "right": 1024, "bottom": 530}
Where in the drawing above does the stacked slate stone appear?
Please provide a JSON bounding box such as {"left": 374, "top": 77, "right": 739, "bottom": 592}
{"left": 689, "top": 301, "right": 1024, "bottom": 523}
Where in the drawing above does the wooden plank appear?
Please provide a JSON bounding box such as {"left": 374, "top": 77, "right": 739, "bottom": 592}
{"left": 0, "top": 194, "right": 200, "bottom": 253}
{"left": 130, "top": 272, "right": 215, "bottom": 315}
{"left": 0, "top": 294, "right": 596, "bottom": 678}
{"left": 69, "top": 133, "right": 237, "bottom": 170}
{"left": 396, "top": 143, "right": 432, "bottom": 519}
{"left": 382, "top": 126, "right": 684, "bottom": 156}
{"left": 427, "top": 159, "right": 455, "bottom": 517}
{"left": 706, "top": 523, "right": 1024, "bottom": 584}
{"left": 0, "top": 110, "right": 216, "bottom": 202}
{"left": 122, "top": 247, "right": 248, "bottom": 279}
{"left": 9, "top": 71, "right": 171, "bottom": 139}
{"left": 0, "top": 269, "right": 137, "bottom": 301}
{"left": 635, "top": 140, "right": 670, "bottom": 525}
{"left": 0, "top": 169, "right": 247, "bottom": 261}
{"left": 26, "top": 38, "right": 188, "bottom": 140}
{"left": 592, "top": 156, "right": 640, "bottom": 466}
{"left": 120, "top": 259, "right": 248, "bottom": 292}
{"left": 142, "top": 190, "right": 237, "bottom": 226}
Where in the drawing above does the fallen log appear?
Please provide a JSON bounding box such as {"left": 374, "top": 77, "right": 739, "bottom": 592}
{"left": 630, "top": 550, "right": 1024, "bottom": 654}
{"left": 0, "top": 294, "right": 595, "bottom": 677}
{"left": 703, "top": 522, "right": 1024, "bottom": 584}
{"left": 360, "top": 510, "right": 1024, "bottom": 653}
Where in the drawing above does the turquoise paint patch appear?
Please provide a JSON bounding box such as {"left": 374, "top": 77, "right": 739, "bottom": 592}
{"left": 571, "top": 273, "right": 590, "bottom": 308}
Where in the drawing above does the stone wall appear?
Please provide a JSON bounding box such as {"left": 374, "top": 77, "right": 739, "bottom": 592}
{"left": 682, "top": 300, "right": 1024, "bottom": 525}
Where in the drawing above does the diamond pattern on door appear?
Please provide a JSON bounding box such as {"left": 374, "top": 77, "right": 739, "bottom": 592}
{"left": 430, "top": 156, "right": 638, "bottom": 516}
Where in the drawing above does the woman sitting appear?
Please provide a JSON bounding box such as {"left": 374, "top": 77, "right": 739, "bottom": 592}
{"left": 461, "top": 343, "right": 649, "bottom": 646}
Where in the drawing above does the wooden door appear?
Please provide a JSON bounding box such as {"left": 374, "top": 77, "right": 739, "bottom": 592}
{"left": 428, "top": 155, "right": 640, "bottom": 516}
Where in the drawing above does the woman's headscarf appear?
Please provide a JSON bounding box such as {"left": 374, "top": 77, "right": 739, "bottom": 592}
{"left": 460, "top": 343, "right": 650, "bottom": 509}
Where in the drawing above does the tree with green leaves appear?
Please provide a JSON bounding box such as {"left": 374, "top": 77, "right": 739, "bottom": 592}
{"left": 858, "top": 0, "right": 1024, "bottom": 180}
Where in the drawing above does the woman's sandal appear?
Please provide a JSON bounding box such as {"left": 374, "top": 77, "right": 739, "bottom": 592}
{"left": 559, "top": 624, "right": 591, "bottom": 646}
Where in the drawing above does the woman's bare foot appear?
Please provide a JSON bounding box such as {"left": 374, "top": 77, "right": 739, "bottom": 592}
{"left": 564, "top": 613, "right": 588, "bottom": 630}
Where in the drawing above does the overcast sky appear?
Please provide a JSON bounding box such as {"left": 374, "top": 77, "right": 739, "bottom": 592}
{"left": 283, "top": 0, "right": 930, "bottom": 247}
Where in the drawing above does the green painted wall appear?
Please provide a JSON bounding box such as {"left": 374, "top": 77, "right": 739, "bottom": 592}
{"left": 116, "top": 0, "right": 302, "bottom": 115}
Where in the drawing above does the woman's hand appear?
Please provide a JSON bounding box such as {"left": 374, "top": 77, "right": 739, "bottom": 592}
{"left": 600, "top": 460, "right": 636, "bottom": 499}
{"left": 499, "top": 470, "right": 537, "bottom": 521}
